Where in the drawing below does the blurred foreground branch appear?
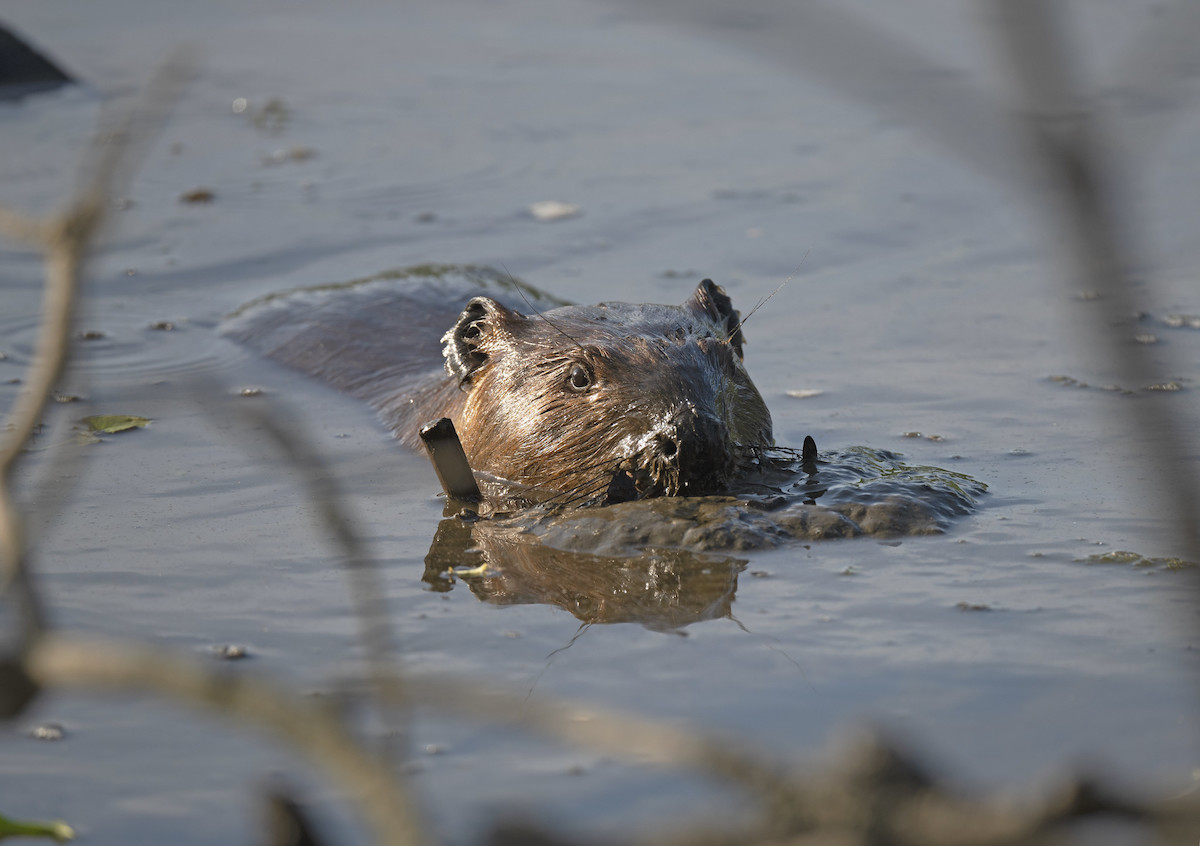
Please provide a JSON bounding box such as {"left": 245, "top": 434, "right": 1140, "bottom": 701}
{"left": 988, "top": 0, "right": 1200, "bottom": 558}
{"left": 394, "top": 676, "right": 1200, "bottom": 846}
{"left": 223, "top": 401, "right": 404, "bottom": 729}
{"left": 0, "top": 54, "right": 193, "bottom": 651}
{"left": 25, "top": 633, "right": 427, "bottom": 846}
{"left": 0, "top": 56, "right": 432, "bottom": 846}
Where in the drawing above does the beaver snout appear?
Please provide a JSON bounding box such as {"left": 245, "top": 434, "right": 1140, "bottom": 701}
{"left": 625, "top": 405, "right": 736, "bottom": 498}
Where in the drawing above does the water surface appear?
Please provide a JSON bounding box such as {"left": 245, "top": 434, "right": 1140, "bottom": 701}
{"left": 1, "top": 1, "right": 1198, "bottom": 844}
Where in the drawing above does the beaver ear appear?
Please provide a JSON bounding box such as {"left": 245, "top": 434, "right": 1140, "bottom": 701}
{"left": 686, "top": 279, "right": 746, "bottom": 358}
{"left": 442, "top": 297, "right": 519, "bottom": 385}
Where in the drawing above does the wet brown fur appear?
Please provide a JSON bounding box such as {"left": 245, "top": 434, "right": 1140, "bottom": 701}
{"left": 223, "top": 268, "right": 773, "bottom": 500}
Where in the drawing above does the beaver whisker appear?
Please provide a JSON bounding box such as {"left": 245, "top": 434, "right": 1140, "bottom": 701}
{"left": 505, "top": 264, "right": 590, "bottom": 354}
{"left": 539, "top": 475, "right": 618, "bottom": 510}
{"left": 727, "top": 252, "right": 807, "bottom": 344}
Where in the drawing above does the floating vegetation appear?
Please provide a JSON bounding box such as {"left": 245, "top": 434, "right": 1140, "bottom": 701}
{"left": 1078, "top": 550, "right": 1197, "bottom": 571}
{"left": 1162, "top": 313, "right": 1200, "bottom": 329}
{"left": 507, "top": 446, "right": 989, "bottom": 559}
{"left": 82, "top": 414, "right": 150, "bottom": 435}
{"left": 0, "top": 810, "right": 74, "bottom": 842}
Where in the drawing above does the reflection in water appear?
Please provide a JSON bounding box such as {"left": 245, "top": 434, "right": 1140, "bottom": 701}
{"left": 422, "top": 447, "right": 986, "bottom": 631}
{"left": 424, "top": 514, "right": 745, "bottom": 632}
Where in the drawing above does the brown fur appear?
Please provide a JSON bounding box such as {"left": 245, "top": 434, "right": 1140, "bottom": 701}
{"left": 223, "top": 267, "right": 773, "bottom": 500}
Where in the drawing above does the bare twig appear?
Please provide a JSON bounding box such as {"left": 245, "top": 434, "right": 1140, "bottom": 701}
{"left": 987, "top": 1, "right": 1200, "bottom": 558}
{"left": 0, "top": 53, "right": 195, "bottom": 645}
{"left": 221, "top": 397, "right": 406, "bottom": 744}
{"left": 395, "top": 674, "right": 1200, "bottom": 846}
{"left": 0, "top": 52, "right": 191, "bottom": 482}
{"left": 0, "top": 208, "right": 46, "bottom": 245}
{"left": 25, "top": 633, "right": 429, "bottom": 846}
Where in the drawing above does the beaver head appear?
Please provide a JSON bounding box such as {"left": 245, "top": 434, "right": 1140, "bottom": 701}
{"left": 440, "top": 279, "right": 773, "bottom": 501}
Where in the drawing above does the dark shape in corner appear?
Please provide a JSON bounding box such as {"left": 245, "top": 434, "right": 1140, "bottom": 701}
{"left": 0, "top": 24, "right": 73, "bottom": 102}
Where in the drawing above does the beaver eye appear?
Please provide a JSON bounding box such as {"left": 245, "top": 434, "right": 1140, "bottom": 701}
{"left": 567, "top": 364, "right": 592, "bottom": 392}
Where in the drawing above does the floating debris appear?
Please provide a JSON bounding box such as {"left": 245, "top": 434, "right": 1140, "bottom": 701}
{"left": 263, "top": 146, "right": 315, "bottom": 166}
{"left": 1146, "top": 381, "right": 1182, "bottom": 392}
{"left": 1078, "top": 550, "right": 1196, "bottom": 570}
{"left": 149, "top": 320, "right": 174, "bottom": 331}
{"left": 1048, "top": 374, "right": 1138, "bottom": 395}
{"left": 956, "top": 602, "right": 992, "bottom": 612}
{"left": 82, "top": 414, "right": 150, "bottom": 434}
{"left": 76, "top": 329, "right": 105, "bottom": 341}
{"left": 238, "top": 386, "right": 264, "bottom": 397}
{"left": 0, "top": 810, "right": 74, "bottom": 842}
{"left": 180, "top": 188, "right": 215, "bottom": 204}
{"left": 449, "top": 563, "right": 489, "bottom": 578}
{"left": 214, "top": 644, "right": 248, "bottom": 660}
{"left": 785, "top": 389, "right": 824, "bottom": 399}
{"left": 251, "top": 97, "right": 290, "bottom": 133}
{"left": 901, "top": 432, "right": 946, "bottom": 442}
{"left": 1163, "top": 313, "right": 1200, "bottom": 329}
{"left": 528, "top": 200, "right": 581, "bottom": 222}
{"left": 30, "top": 723, "right": 64, "bottom": 741}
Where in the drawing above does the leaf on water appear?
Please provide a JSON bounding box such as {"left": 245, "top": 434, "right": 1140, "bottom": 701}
{"left": 82, "top": 414, "right": 150, "bottom": 434}
{"left": 0, "top": 810, "right": 75, "bottom": 842}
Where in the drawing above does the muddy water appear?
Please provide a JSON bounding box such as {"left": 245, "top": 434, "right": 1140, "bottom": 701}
{"left": 2, "top": 1, "right": 1199, "bottom": 844}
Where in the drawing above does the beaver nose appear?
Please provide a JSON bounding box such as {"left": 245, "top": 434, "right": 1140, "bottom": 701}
{"left": 658, "top": 407, "right": 734, "bottom": 493}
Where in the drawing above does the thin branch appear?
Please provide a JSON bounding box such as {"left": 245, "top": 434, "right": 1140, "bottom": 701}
{"left": 222, "top": 397, "right": 405, "bottom": 745}
{"left": 0, "top": 54, "right": 194, "bottom": 622}
{"left": 987, "top": 0, "right": 1200, "bottom": 558}
{"left": 0, "top": 207, "right": 46, "bottom": 245}
{"left": 25, "top": 632, "right": 430, "bottom": 846}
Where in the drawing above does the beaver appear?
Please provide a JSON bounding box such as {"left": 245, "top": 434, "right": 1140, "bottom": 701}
{"left": 222, "top": 265, "right": 773, "bottom": 501}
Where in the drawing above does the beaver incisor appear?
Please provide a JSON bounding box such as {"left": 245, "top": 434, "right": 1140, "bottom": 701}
{"left": 223, "top": 267, "right": 773, "bottom": 500}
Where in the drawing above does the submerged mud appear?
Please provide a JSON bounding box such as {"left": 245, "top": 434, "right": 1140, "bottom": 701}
{"left": 530, "top": 445, "right": 986, "bottom": 556}
{"left": 423, "top": 447, "right": 987, "bottom": 629}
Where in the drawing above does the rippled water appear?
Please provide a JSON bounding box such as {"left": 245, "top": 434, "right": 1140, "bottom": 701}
{"left": 2, "top": 2, "right": 1199, "bottom": 844}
